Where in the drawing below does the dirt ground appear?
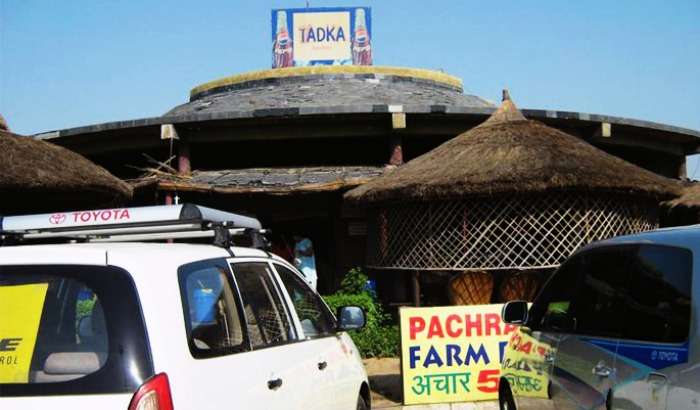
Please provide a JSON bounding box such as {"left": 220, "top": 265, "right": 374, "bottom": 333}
{"left": 363, "top": 357, "right": 403, "bottom": 407}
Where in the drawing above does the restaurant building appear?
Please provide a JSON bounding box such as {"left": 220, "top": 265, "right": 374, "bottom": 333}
{"left": 34, "top": 65, "right": 700, "bottom": 297}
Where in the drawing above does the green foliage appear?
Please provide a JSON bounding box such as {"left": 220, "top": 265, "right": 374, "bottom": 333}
{"left": 76, "top": 298, "right": 96, "bottom": 319}
{"left": 323, "top": 267, "right": 399, "bottom": 358}
{"left": 339, "top": 267, "right": 369, "bottom": 294}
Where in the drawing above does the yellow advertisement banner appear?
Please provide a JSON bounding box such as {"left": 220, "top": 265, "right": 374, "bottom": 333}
{"left": 0, "top": 283, "right": 49, "bottom": 383}
{"left": 293, "top": 11, "right": 351, "bottom": 61}
{"left": 400, "top": 304, "right": 517, "bottom": 405}
{"left": 500, "top": 327, "right": 552, "bottom": 399}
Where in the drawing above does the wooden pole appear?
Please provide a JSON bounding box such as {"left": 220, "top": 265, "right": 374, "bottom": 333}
{"left": 178, "top": 142, "right": 191, "bottom": 175}
{"left": 389, "top": 135, "right": 403, "bottom": 166}
{"left": 412, "top": 271, "right": 421, "bottom": 307}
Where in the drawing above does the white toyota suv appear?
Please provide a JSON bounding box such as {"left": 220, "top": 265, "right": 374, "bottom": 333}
{"left": 0, "top": 205, "right": 370, "bottom": 410}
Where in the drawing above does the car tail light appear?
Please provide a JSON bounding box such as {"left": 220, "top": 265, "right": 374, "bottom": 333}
{"left": 128, "top": 373, "right": 174, "bottom": 410}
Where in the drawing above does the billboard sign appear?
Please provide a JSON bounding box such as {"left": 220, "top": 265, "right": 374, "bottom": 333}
{"left": 271, "top": 7, "right": 372, "bottom": 68}
{"left": 400, "top": 304, "right": 518, "bottom": 405}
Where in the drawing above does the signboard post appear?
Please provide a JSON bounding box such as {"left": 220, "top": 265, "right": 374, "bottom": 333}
{"left": 399, "top": 304, "right": 517, "bottom": 405}
{"left": 271, "top": 7, "right": 372, "bottom": 68}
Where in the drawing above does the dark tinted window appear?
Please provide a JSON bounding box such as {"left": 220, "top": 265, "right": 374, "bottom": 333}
{"left": 179, "top": 260, "right": 247, "bottom": 358}
{"left": 529, "top": 257, "right": 579, "bottom": 331}
{"left": 231, "top": 263, "right": 294, "bottom": 348}
{"left": 571, "top": 248, "right": 631, "bottom": 338}
{"left": 0, "top": 266, "right": 152, "bottom": 397}
{"left": 275, "top": 264, "right": 335, "bottom": 338}
{"left": 623, "top": 245, "right": 692, "bottom": 343}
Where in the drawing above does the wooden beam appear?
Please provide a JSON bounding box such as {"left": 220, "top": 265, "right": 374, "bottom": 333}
{"left": 412, "top": 271, "right": 421, "bottom": 307}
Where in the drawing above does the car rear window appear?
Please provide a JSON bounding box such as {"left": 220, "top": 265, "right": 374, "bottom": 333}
{"left": 0, "top": 265, "right": 153, "bottom": 397}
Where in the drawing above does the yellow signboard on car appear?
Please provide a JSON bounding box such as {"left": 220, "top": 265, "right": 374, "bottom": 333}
{"left": 0, "top": 283, "right": 49, "bottom": 383}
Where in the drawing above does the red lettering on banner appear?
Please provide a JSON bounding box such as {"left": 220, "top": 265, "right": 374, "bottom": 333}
{"left": 427, "top": 316, "right": 445, "bottom": 338}
{"left": 465, "top": 313, "right": 482, "bottom": 337}
{"left": 485, "top": 313, "right": 501, "bottom": 336}
{"left": 409, "top": 317, "right": 425, "bottom": 340}
{"left": 101, "top": 210, "right": 112, "bottom": 221}
{"left": 476, "top": 369, "right": 500, "bottom": 393}
{"left": 504, "top": 323, "right": 517, "bottom": 335}
{"left": 518, "top": 341, "right": 532, "bottom": 354}
{"left": 445, "top": 314, "right": 462, "bottom": 338}
{"left": 120, "top": 209, "right": 130, "bottom": 220}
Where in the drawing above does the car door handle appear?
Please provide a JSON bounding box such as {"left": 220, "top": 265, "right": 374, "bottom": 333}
{"left": 592, "top": 363, "right": 612, "bottom": 378}
{"left": 318, "top": 361, "right": 327, "bottom": 370}
{"left": 268, "top": 378, "right": 283, "bottom": 390}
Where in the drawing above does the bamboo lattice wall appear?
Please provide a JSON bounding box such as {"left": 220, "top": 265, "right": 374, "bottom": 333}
{"left": 367, "top": 193, "right": 658, "bottom": 270}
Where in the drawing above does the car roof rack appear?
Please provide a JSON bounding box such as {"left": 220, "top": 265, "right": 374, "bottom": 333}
{"left": 0, "top": 204, "right": 269, "bottom": 250}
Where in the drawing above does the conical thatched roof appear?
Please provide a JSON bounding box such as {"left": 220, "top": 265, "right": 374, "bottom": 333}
{"left": 0, "top": 130, "right": 132, "bottom": 212}
{"left": 346, "top": 91, "right": 681, "bottom": 204}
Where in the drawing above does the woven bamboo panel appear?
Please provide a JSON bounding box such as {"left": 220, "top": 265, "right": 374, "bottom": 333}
{"left": 448, "top": 271, "right": 494, "bottom": 305}
{"left": 366, "top": 193, "right": 658, "bottom": 270}
{"left": 498, "top": 271, "right": 541, "bottom": 302}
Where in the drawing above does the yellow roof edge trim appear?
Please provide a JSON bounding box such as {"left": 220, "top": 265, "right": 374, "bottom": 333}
{"left": 190, "top": 66, "right": 463, "bottom": 98}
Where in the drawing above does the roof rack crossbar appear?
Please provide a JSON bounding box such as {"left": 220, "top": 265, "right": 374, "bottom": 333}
{"left": 0, "top": 204, "right": 268, "bottom": 250}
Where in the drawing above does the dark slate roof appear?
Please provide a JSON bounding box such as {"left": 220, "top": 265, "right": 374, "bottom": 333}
{"left": 134, "top": 166, "right": 387, "bottom": 195}
{"left": 191, "top": 166, "right": 384, "bottom": 188}
{"left": 165, "top": 73, "right": 493, "bottom": 117}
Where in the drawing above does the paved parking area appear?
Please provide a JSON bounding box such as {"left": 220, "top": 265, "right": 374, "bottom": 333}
{"left": 364, "top": 358, "right": 498, "bottom": 410}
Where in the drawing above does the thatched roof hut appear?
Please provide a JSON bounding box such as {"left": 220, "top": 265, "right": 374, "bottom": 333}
{"left": 346, "top": 91, "right": 680, "bottom": 204}
{"left": 345, "top": 91, "right": 681, "bottom": 273}
{"left": 0, "top": 130, "right": 132, "bottom": 213}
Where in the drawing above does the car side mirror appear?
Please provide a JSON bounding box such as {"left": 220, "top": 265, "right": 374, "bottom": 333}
{"left": 337, "top": 306, "right": 365, "bottom": 331}
{"left": 502, "top": 300, "right": 529, "bottom": 325}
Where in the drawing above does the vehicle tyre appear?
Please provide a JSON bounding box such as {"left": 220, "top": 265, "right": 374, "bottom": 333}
{"left": 357, "top": 395, "right": 368, "bottom": 410}
{"left": 499, "top": 380, "right": 516, "bottom": 410}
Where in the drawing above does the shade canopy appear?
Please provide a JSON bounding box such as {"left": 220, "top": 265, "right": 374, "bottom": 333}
{"left": 346, "top": 92, "right": 681, "bottom": 204}
{"left": 0, "top": 130, "right": 132, "bottom": 212}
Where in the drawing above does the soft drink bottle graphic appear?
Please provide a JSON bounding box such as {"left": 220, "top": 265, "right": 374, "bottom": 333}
{"left": 352, "top": 8, "right": 372, "bottom": 65}
{"left": 273, "top": 10, "right": 294, "bottom": 68}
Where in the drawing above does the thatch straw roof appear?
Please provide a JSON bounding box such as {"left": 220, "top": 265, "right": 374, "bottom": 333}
{"left": 662, "top": 182, "right": 700, "bottom": 209}
{"left": 0, "top": 130, "right": 132, "bottom": 212}
{"left": 346, "top": 91, "right": 681, "bottom": 204}
{"left": 0, "top": 114, "right": 8, "bottom": 131}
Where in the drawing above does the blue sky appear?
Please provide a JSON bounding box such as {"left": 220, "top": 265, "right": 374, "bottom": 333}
{"left": 2, "top": 1, "right": 699, "bottom": 175}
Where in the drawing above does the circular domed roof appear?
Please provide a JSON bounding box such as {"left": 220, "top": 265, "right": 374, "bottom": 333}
{"left": 166, "top": 66, "right": 493, "bottom": 117}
